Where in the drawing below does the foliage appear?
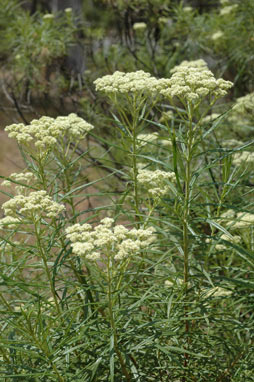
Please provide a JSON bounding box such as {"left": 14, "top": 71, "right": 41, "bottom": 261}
{"left": 1, "top": 58, "right": 254, "bottom": 381}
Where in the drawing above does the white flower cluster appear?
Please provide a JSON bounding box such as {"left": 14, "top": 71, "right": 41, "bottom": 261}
{"left": 160, "top": 137, "right": 172, "bottom": 148}
{"left": 219, "top": 209, "right": 235, "bottom": 222}
{"left": 0, "top": 190, "right": 65, "bottom": 228}
{"left": 43, "top": 13, "right": 54, "bottom": 20}
{"left": 222, "top": 139, "right": 244, "bottom": 149}
{"left": 170, "top": 59, "right": 209, "bottom": 73}
{"left": 164, "top": 279, "right": 184, "bottom": 288}
{"left": 205, "top": 286, "right": 232, "bottom": 297}
{"left": 66, "top": 218, "right": 156, "bottom": 261}
{"left": 158, "top": 17, "right": 169, "bottom": 24}
{"left": 159, "top": 59, "right": 233, "bottom": 103}
{"left": 93, "top": 70, "right": 162, "bottom": 95}
{"left": 211, "top": 31, "right": 224, "bottom": 41}
{"left": 137, "top": 169, "right": 176, "bottom": 197}
{"left": 232, "top": 92, "right": 254, "bottom": 115}
{"left": 137, "top": 132, "right": 159, "bottom": 148}
{"left": 203, "top": 113, "right": 220, "bottom": 123}
{"left": 133, "top": 22, "right": 147, "bottom": 30}
{"left": 216, "top": 234, "right": 241, "bottom": 250}
{"left": 5, "top": 113, "right": 94, "bottom": 151}
{"left": 232, "top": 151, "right": 254, "bottom": 166}
{"left": 206, "top": 233, "right": 241, "bottom": 251}
{"left": 233, "top": 213, "right": 254, "bottom": 229}
{"left": 159, "top": 110, "right": 174, "bottom": 123}
{"left": 228, "top": 93, "right": 254, "bottom": 135}
{"left": 220, "top": 4, "right": 238, "bottom": 16}
{"left": 1, "top": 172, "right": 36, "bottom": 195}
{"left": 94, "top": 63, "right": 232, "bottom": 105}
{"left": 0, "top": 216, "right": 20, "bottom": 230}
{"left": 183, "top": 6, "right": 193, "bottom": 12}
{"left": 220, "top": 209, "right": 254, "bottom": 230}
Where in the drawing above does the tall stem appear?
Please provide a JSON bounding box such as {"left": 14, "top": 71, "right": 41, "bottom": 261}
{"left": 34, "top": 220, "right": 62, "bottom": 317}
{"left": 131, "top": 95, "right": 141, "bottom": 224}
{"left": 182, "top": 107, "right": 194, "bottom": 380}
{"left": 107, "top": 256, "right": 132, "bottom": 382}
{"left": 132, "top": 121, "right": 139, "bottom": 221}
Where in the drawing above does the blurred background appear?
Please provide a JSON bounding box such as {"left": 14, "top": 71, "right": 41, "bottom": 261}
{"left": 0, "top": 0, "right": 252, "bottom": 196}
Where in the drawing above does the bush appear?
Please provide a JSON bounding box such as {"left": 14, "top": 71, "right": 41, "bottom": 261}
{"left": 1, "top": 59, "right": 254, "bottom": 381}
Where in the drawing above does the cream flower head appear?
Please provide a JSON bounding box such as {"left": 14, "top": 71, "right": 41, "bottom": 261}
{"left": 159, "top": 59, "right": 233, "bottom": 104}
{"left": 5, "top": 113, "right": 94, "bottom": 153}
{"left": 66, "top": 220, "right": 156, "bottom": 261}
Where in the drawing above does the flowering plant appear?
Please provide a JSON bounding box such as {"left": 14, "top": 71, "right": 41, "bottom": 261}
{"left": 1, "top": 62, "right": 254, "bottom": 382}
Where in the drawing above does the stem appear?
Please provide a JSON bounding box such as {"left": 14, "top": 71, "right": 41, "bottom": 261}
{"left": 24, "top": 312, "right": 65, "bottom": 382}
{"left": 34, "top": 220, "right": 62, "bottom": 317}
{"left": 38, "top": 156, "right": 48, "bottom": 190}
{"left": 132, "top": 123, "right": 140, "bottom": 222}
{"left": 107, "top": 256, "right": 132, "bottom": 382}
{"left": 63, "top": 163, "right": 77, "bottom": 222}
{"left": 182, "top": 105, "right": 194, "bottom": 381}
{"left": 131, "top": 94, "right": 141, "bottom": 224}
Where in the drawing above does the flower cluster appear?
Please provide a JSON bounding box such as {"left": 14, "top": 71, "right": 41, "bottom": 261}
{"left": 164, "top": 279, "right": 184, "bottom": 288}
{"left": 93, "top": 70, "right": 162, "bottom": 95}
{"left": 137, "top": 169, "right": 176, "bottom": 197}
{"left": 94, "top": 62, "right": 233, "bottom": 106}
{"left": 5, "top": 113, "right": 94, "bottom": 152}
{"left": 159, "top": 110, "right": 174, "bottom": 123}
{"left": 0, "top": 216, "right": 20, "bottom": 230}
{"left": 220, "top": 4, "right": 238, "bottom": 16}
{"left": 220, "top": 209, "right": 254, "bottom": 230}
{"left": 211, "top": 31, "right": 224, "bottom": 41}
{"left": 222, "top": 139, "right": 244, "bottom": 149}
{"left": 206, "top": 233, "right": 241, "bottom": 251}
{"left": 137, "top": 132, "right": 159, "bottom": 148}
{"left": 133, "top": 22, "right": 147, "bottom": 31}
{"left": 170, "top": 59, "right": 209, "bottom": 73}
{"left": 159, "top": 59, "right": 233, "bottom": 103}
{"left": 232, "top": 92, "right": 254, "bottom": 115}
{"left": 233, "top": 213, "right": 254, "bottom": 229}
{"left": 227, "top": 93, "right": 254, "bottom": 135}
{"left": 232, "top": 151, "right": 254, "bottom": 166}
{"left": 0, "top": 190, "right": 65, "bottom": 228}
{"left": 203, "top": 113, "right": 220, "bottom": 123}
{"left": 66, "top": 218, "right": 156, "bottom": 261}
{"left": 43, "top": 13, "right": 54, "bottom": 20}
{"left": 205, "top": 286, "right": 232, "bottom": 297}
{"left": 183, "top": 6, "right": 193, "bottom": 12}
{"left": 1, "top": 172, "right": 36, "bottom": 195}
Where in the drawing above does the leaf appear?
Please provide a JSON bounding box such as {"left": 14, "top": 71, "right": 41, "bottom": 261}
{"left": 206, "top": 219, "right": 234, "bottom": 239}
{"left": 156, "top": 344, "right": 209, "bottom": 358}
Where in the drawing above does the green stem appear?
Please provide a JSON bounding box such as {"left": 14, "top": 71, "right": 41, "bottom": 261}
{"left": 107, "top": 256, "right": 132, "bottom": 382}
{"left": 131, "top": 95, "right": 141, "bottom": 224}
{"left": 38, "top": 156, "right": 48, "bottom": 190}
{"left": 132, "top": 124, "right": 140, "bottom": 222}
{"left": 24, "top": 313, "right": 65, "bottom": 382}
{"left": 182, "top": 105, "right": 194, "bottom": 381}
{"left": 34, "top": 220, "right": 62, "bottom": 317}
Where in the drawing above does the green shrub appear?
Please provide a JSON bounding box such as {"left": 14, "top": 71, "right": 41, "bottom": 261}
{"left": 1, "top": 60, "right": 254, "bottom": 381}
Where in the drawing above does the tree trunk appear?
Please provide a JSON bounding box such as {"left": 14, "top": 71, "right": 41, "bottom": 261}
{"left": 51, "top": 0, "right": 86, "bottom": 80}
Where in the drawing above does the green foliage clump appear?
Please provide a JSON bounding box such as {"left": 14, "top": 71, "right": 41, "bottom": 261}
{"left": 1, "top": 59, "right": 254, "bottom": 381}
